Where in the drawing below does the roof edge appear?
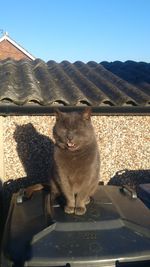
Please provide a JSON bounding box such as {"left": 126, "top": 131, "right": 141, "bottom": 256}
{"left": 0, "top": 33, "right": 35, "bottom": 60}
{"left": 0, "top": 104, "right": 150, "bottom": 116}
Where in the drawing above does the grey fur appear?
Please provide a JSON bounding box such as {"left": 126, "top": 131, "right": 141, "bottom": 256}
{"left": 52, "top": 108, "right": 100, "bottom": 215}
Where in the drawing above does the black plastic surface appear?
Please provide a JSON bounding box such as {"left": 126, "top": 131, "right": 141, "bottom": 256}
{"left": 2, "top": 185, "right": 150, "bottom": 267}
{"left": 137, "top": 183, "right": 150, "bottom": 209}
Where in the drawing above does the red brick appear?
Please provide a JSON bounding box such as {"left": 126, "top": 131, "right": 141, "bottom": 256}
{"left": 0, "top": 40, "right": 32, "bottom": 60}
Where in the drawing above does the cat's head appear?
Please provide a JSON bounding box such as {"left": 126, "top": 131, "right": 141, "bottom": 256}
{"left": 53, "top": 108, "right": 95, "bottom": 152}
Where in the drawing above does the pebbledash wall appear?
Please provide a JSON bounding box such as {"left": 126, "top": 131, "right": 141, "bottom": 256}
{"left": 1, "top": 114, "right": 150, "bottom": 185}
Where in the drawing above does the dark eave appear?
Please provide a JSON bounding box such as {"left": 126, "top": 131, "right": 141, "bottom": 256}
{"left": 0, "top": 104, "right": 150, "bottom": 116}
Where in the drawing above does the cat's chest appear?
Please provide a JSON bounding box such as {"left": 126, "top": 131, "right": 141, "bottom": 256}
{"left": 57, "top": 154, "right": 81, "bottom": 171}
{"left": 57, "top": 157, "right": 85, "bottom": 186}
{"left": 54, "top": 147, "right": 95, "bottom": 176}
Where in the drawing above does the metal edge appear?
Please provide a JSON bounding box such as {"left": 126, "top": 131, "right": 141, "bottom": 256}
{"left": 0, "top": 104, "right": 150, "bottom": 116}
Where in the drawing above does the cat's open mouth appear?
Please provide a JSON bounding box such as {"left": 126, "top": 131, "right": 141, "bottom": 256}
{"left": 67, "top": 141, "right": 78, "bottom": 151}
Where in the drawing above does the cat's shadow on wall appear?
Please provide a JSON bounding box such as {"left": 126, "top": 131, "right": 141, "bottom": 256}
{"left": 2, "top": 123, "right": 54, "bottom": 218}
{"left": 13, "top": 123, "right": 54, "bottom": 183}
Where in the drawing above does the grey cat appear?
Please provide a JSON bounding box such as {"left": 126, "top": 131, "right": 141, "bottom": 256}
{"left": 52, "top": 107, "right": 100, "bottom": 215}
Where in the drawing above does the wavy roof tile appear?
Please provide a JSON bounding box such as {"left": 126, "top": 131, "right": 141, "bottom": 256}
{"left": 0, "top": 58, "right": 149, "bottom": 114}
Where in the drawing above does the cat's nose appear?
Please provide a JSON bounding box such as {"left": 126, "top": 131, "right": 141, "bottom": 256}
{"left": 67, "top": 134, "right": 73, "bottom": 141}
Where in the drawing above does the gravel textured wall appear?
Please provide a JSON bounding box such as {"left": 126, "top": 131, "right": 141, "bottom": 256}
{"left": 2, "top": 115, "right": 150, "bottom": 186}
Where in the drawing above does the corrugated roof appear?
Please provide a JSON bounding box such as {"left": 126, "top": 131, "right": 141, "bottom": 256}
{"left": 0, "top": 58, "right": 150, "bottom": 114}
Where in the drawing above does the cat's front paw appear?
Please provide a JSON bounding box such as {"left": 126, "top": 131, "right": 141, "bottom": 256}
{"left": 64, "top": 206, "right": 75, "bottom": 214}
{"left": 75, "top": 206, "right": 86, "bottom": 215}
{"left": 85, "top": 197, "right": 90, "bottom": 205}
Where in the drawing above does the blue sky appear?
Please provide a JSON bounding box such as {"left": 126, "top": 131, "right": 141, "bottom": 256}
{"left": 1, "top": 0, "right": 150, "bottom": 62}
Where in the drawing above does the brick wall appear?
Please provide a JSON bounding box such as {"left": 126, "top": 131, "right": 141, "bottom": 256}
{"left": 0, "top": 40, "right": 31, "bottom": 60}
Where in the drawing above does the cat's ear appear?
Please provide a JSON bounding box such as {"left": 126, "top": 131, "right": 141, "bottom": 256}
{"left": 55, "top": 109, "right": 63, "bottom": 120}
{"left": 82, "top": 107, "right": 92, "bottom": 120}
